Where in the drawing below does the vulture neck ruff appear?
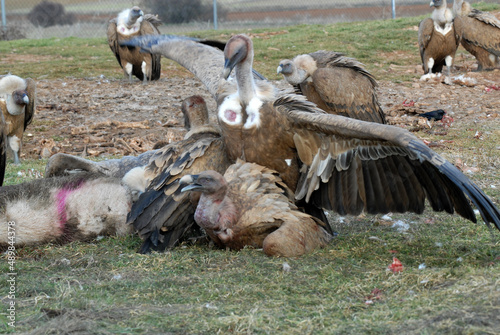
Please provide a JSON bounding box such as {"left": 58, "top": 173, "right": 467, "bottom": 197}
{"left": 432, "top": 3, "right": 453, "bottom": 27}
{"left": 116, "top": 9, "right": 143, "bottom": 35}
{"left": 290, "top": 54, "right": 317, "bottom": 84}
{"left": 453, "top": 0, "right": 470, "bottom": 16}
{"left": 0, "top": 75, "right": 27, "bottom": 112}
{"left": 4, "top": 96, "right": 25, "bottom": 116}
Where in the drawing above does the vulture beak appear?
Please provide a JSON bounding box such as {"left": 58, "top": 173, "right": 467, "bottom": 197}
{"left": 179, "top": 174, "right": 202, "bottom": 192}
{"left": 222, "top": 50, "right": 245, "bottom": 80}
{"left": 222, "top": 58, "right": 234, "bottom": 80}
{"left": 276, "top": 64, "right": 283, "bottom": 75}
{"left": 429, "top": 1, "right": 435, "bottom": 7}
{"left": 22, "top": 95, "right": 29, "bottom": 105}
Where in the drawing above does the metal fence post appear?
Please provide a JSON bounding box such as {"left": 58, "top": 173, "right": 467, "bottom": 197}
{"left": 213, "top": 0, "right": 218, "bottom": 30}
{"left": 1, "top": 0, "right": 6, "bottom": 29}
{"left": 392, "top": 0, "right": 396, "bottom": 19}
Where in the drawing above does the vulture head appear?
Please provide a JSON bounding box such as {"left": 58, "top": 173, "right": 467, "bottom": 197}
{"left": 180, "top": 171, "right": 227, "bottom": 199}
{"left": 180, "top": 171, "right": 236, "bottom": 243}
{"left": 430, "top": 0, "right": 445, "bottom": 8}
{"left": 222, "top": 34, "right": 253, "bottom": 80}
{"left": 277, "top": 55, "right": 314, "bottom": 85}
{"left": 117, "top": 6, "right": 144, "bottom": 29}
{"left": 127, "top": 6, "right": 144, "bottom": 26}
{"left": 13, "top": 90, "right": 29, "bottom": 105}
{"left": 9, "top": 90, "right": 29, "bottom": 116}
{"left": 181, "top": 95, "right": 209, "bottom": 131}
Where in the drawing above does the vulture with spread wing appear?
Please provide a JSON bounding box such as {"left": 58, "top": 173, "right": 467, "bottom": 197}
{"left": 121, "top": 34, "right": 500, "bottom": 236}
{"left": 180, "top": 160, "right": 332, "bottom": 257}
{"left": 453, "top": 0, "right": 500, "bottom": 70}
{"left": 418, "top": 0, "right": 459, "bottom": 75}
{"left": 0, "top": 75, "right": 36, "bottom": 165}
{"left": 277, "top": 51, "right": 385, "bottom": 123}
{"left": 107, "top": 6, "right": 162, "bottom": 83}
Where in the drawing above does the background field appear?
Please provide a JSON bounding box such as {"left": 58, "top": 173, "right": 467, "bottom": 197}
{"left": 2, "top": 0, "right": 498, "bottom": 38}
{"left": 0, "top": 4, "right": 499, "bottom": 334}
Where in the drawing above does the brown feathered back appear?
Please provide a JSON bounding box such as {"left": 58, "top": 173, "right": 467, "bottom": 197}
{"left": 453, "top": 0, "right": 500, "bottom": 70}
{"left": 278, "top": 51, "right": 385, "bottom": 124}
{"left": 184, "top": 160, "right": 332, "bottom": 257}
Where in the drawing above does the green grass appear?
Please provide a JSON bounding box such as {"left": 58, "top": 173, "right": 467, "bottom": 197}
{"left": 1, "top": 218, "right": 498, "bottom": 334}
{"left": 1, "top": 12, "right": 500, "bottom": 334}
{"left": 0, "top": 16, "right": 425, "bottom": 82}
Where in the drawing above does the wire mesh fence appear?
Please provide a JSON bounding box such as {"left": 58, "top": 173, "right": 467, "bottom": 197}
{"left": 0, "top": 0, "right": 497, "bottom": 40}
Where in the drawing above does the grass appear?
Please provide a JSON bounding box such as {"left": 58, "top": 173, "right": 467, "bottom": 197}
{"left": 1, "top": 10, "right": 500, "bottom": 334}
{"left": 1, "top": 19, "right": 423, "bottom": 81}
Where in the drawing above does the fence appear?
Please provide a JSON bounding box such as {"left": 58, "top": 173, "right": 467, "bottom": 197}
{"left": 0, "top": 0, "right": 497, "bottom": 40}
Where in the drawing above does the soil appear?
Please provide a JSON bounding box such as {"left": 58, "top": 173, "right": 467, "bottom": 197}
{"left": 7, "top": 54, "right": 500, "bottom": 169}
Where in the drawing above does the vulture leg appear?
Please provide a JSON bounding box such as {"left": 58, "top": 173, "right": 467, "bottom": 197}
{"left": 45, "top": 153, "right": 109, "bottom": 177}
{"left": 8, "top": 136, "right": 21, "bottom": 165}
{"left": 445, "top": 55, "right": 453, "bottom": 76}
{"left": 142, "top": 60, "right": 148, "bottom": 85}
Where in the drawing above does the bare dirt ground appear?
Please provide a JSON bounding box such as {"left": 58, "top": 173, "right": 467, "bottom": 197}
{"left": 17, "top": 55, "right": 499, "bottom": 173}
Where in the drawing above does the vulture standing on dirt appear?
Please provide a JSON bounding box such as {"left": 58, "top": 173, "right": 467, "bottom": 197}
{"left": 0, "top": 75, "right": 36, "bottom": 165}
{"left": 277, "top": 51, "right": 386, "bottom": 123}
{"left": 0, "top": 172, "right": 141, "bottom": 249}
{"left": 121, "top": 34, "right": 500, "bottom": 236}
{"left": 180, "top": 160, "right": 332, "bottom": 257}
{"left": 127, "top": 95, "right": 232, "bottom": 253}
{"left": 0, "top": 111, "right": 6, "bottom": 186}
{"left": 107, "top": 6, "right": 162, "bottom": 83}
{"left": 453, "top": 0, "right": 500, "bottom": 70}
{"left": 418, "top": 0, "right": 459, "bottom": 75}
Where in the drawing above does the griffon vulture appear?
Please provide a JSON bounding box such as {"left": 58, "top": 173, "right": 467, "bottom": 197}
{"left": 418, "top": 0, "right": 459, "bottom": 75}
{"left": 127, "top": 95, "right": 232, "bottom": 253}
{"left": 453, "top": 0, "right": 500, "bottom": 70}
{"left": 121, "top": 34, "right": 500, "bottom": 237}
{"left": 0, "top": 172, "right": 142, "bottom": 249}
{"left": 180, "top": 160, "right": 332, "bottom": 257}
{"left": 107, "top": 6, "right": 162, "bottom": 83}
{"left": 0, "top": 75, "right": 36, "bottom": 165}
{"left": 0, "top": 111, "right": 6, "bottom": 186}
{"left": 277, "top": 51, "right": 386, "bottom": 123}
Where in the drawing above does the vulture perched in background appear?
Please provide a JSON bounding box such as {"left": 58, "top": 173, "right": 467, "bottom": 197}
{"left": 107, "top": 6, "right": 162, "bottom": 83}
{"left": 453, "top": 0, "right": 500, "bottom": 70}
{"left": 127, "top": 95, "right": 231, "bottom": 253}
{"left": 0, "top": 75, "right": 36, "bottom": 165}
{"left": 0, "top": 111, "right": 6, "bottom": 186}
{"left": 277, "top": 51, "right": 386, "bottom": 123}
{"left": 0, "top": 172, "right": 140, "bottom": 249}
{"left": 122, "top": 34, "right": 500, "bottom": 236}
{"left": 418, "top": 0, "right": 459, "bottom": 75}
{"left": 180, "top": 160, "right": 332, "bottom": 257}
